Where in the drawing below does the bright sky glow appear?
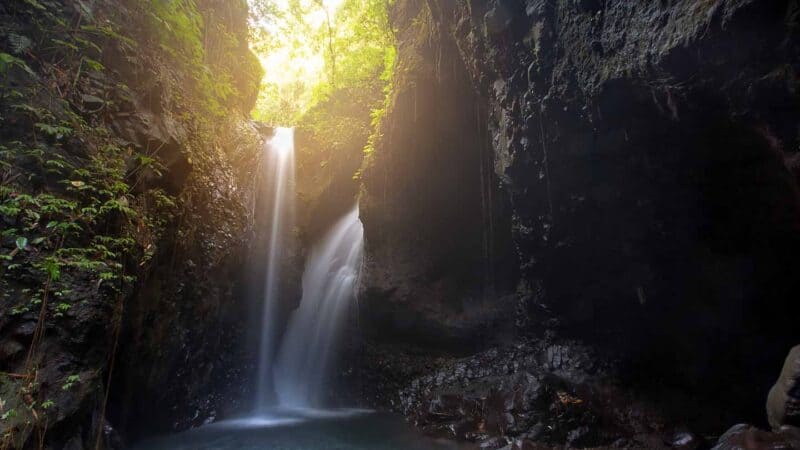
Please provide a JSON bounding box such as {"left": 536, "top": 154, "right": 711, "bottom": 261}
{"left": 249, "top": 0, "right": 346, "bottom": 122}
{"left": 258, "top": 45, "right": 323, "bottom": 90}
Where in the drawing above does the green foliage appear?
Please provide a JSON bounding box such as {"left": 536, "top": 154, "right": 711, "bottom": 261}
{"left": 0, "top": 52, "right": 35, "bottom": 76}
{"left": 144, "top": 0, "right": 261, "bottom": 117}
{"left": 250, "top": 0, "right": 396, "bottom": 125}
{"left": 0, "top": 0, "right": 188, "bottom": 357}
{"left": 38, "top": 257, "right": 60, "bottom": 282}
{"left": 61, "top": 375, "right": 80, "bottom": 391}
{"left": 0, "top": 0, "right": 257, "bottom": 443}
{"left": 80, "top": 24, "right": 137, "bottom": 50}
{"left": 0, "top": 409, "right": 17, "bottom": 421}
{"left": 34, "top": 122, "right": 73, "bottom": 139}
{"left": 145, "top": 0, "right": 224, "bottom": 114}
{"left": 147, "top": 0, "right": 204, "bottom": 61}
{"left": 361, "top": 44, "right": 396, "bottom": 161}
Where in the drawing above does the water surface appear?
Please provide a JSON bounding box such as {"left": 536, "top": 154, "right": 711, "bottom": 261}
{"left": 133, "top": 410, "right": 469, "bottom": 450}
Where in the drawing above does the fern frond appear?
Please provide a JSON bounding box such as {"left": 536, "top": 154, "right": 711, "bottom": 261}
{"left": 8, "top": 34, "right": 32, "bottom": 55}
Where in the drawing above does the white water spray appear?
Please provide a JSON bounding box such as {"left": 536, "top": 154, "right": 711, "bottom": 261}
{"left": 274, "top": 205, "right": 364, "bottom": 408}
{"left": 256, "top": 127, "right": 295, "bottom": 410}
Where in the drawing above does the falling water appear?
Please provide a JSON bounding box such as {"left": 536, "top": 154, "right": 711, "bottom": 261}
{"left": 274, "top": 205, "right": 364, "bottom": 408}
{"left": 256, "top": 127, "right": 295, "bottom": 410}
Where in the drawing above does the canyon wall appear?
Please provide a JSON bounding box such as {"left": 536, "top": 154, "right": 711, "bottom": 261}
{"left": 0, "top": 0, "right": 263, "bottom": 447}
{"left": 360, "top": 0, "right": 800, "bottom": 428}
{"left": 359, "top": 0, "right": 519, "bottom": 355}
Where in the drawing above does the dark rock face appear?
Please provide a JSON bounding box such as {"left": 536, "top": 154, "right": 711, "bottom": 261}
{"left": 0, "top": 0, "right": 262, "bottom": 447}
{"left": 397, "top": 338, "right": 717, "bottom": 449}
{"left": 295, "top": 126, "right": 362, "bottom": 245}
{"left": 360, "top": 0, "right": 800, "bottom": 433}
{"left": 398, "top": 340, "right": 609, "bottom": 444}
{"left": 451, "top": 0, "right": 800, "bottom": 414}
{"left": 108, "top": 0, "right": 264, "bottom": 437}
{"left": 359, "top": 0, "right": 518, "bottom": 354}
{"left": 110, "top": 127, "right": 260, "bottom": 436}
{"left": 294, "top": 87, "right": 376, "bottom": 245}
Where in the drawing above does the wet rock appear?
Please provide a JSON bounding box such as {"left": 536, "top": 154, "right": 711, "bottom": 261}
{"left": 392, "top": 338, "right": 689, "bottom": 447}
{"left": 484, "top": 5, "right": 512, "bottom": 35}
{"left": 710, "top": 423, "right": 800, "bottom": 450}
{"left": 480, "top": 436, "right": 509, "bottom": 449}
{"left": 767, "top": 345, "right": 800, "bottom": 430}
{"left": 510, "top": 439, "right": 553, "bottom": 450}
{"left": 62, "top": 435, "right": 84, "bottom": 450}
{"left": 522, "top": 422, "right": 545, "bottom": 441}
{"left": 429, "top": 393, "right": 467, "bottom": 419}
{"left": 102, "top": 422, "right": 125, "bottom": 450}
{"left": 577, "top": 0, "right": 602, "bottom": 13}
{"left": 666, "top": 429, "right": 702, "bottom": 449}
{"left": 566, "top": 425, "right": 591, "bottom": 447}
{"left": 81, "top": 94, "right": 105, "bottom": 110}
{"left": 0, "top": 338, "right": 25, "bottom": 361}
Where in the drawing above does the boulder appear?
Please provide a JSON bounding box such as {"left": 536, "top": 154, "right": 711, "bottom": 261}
{"left": 767, "top": 345, "right": 800, "bottom": 430}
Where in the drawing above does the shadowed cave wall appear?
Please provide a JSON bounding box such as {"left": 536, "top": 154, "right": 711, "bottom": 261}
{"left": 357, "top": 0, "right": 800, "bottom": 426}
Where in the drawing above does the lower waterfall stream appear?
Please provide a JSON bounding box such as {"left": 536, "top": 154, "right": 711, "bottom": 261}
{"left": 273, "top": 205, "right": 364, "bottom": 408}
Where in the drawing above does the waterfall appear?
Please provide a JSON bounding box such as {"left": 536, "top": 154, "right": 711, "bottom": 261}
{"left": 255, "top": 127, "right": 295, "bottom": 410}
{"left": 253, "top": 126, "right": 363, "bottom": 414}
{"left": 274, "top": 205, "right": 364, "bottom": 408}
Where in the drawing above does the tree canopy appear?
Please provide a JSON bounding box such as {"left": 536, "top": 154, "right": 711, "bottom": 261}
{"left": 248, "top": 0, "right": 395, "bottom": 126}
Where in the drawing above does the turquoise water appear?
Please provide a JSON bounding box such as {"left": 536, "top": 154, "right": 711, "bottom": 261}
{"left": 132, "top": 409, "right": 469, "bottom": 450}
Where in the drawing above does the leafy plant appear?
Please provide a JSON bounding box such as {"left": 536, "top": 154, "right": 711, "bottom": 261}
{"left": 0, "top": 52, "right": 35, "bottom": 76}
{"left": 61, "top": 375, "right": 80, "bottom": 391}
{"left": 54, "top": 302, "right": 71, "bottom": 317}
{"left": 8, "top": 34, "right": 33, "bottom": 54}
{"left": 1, "top": 408, "right": 17, "bottom": 421}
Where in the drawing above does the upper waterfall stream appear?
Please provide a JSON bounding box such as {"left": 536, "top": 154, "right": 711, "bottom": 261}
{"left": 255, "top": 127, "right": 296, "bottom": 409}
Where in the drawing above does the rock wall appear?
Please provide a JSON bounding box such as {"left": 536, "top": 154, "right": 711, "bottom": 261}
{"left": 361, "top": 0, "right": 800, "bottom": 430}
{"left": 359, "top": 0, "right": 518, "bottom": 355}
{"left": 294, "top": 86, "right": 378, "bottom": 245}
{"left": 104, "top": 0, "right": 266, "bottom": 440}
{"left": 0, "top": 0, "right": 263, "bottom": 447}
